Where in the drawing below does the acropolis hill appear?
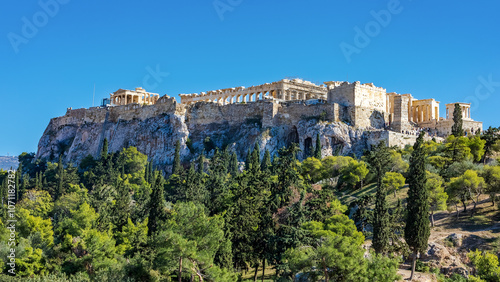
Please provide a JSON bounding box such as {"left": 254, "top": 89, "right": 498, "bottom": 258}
{"left": 37, "top": 79, "right": 483, "bottom": 171}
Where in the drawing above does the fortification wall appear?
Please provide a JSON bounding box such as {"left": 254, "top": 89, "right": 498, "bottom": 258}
{"left": 348, "top": 106, "right": 388, "bottom": 129}
{"left": 353, "top": 83, "right": 386, "bottom": 113}
{"left": 327, "top": 82, "right": 355, "bottom": 106}
{"left": 327, "top": 82, "right": 386, "bottom": 112}
{"left": 185, "top": 101, "right": 275, "bottom": 127}
{"left": 184, "top": 100, "right": 344, "bottom": 128}
{"left": 275, "top": 102, "right": 340, "bottom": 125}
{"left": 386, "top": 131, "right": 443, "bottom": 147}
{"left": 62, "top": 97, "right": 181, "bottom": 125}
{"left": 436, "top": 120, "right": 483, "bottom": 136}
{"left": 365, "top": 130, "right": 444, "bottom": 148}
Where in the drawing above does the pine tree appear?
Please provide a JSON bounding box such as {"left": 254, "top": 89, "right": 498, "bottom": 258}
{"left": 314, "top": 133, "right": 322, "bottom": 159}
{"left": 451, "top": 103, "right": 464, "bottom": 137}
{"left": 367, "top": 142, "right": 392, "bottom": 254}
{"left": 405, "top": 132, "right": 430, "bottom": 280}
{"left": 148, "top": 172, "right": 166, "bottom": 237}
{"left": 261, "top": 149, "right": 271, "bottom": 172}
{"left": 101, "top": 138, "right": 109, "bottom": 159}
{"left": 229, "top": 151, "right": 239, "bottom": 176}
{"left": 173, "top": 140, "right": 182, "bottom": 175}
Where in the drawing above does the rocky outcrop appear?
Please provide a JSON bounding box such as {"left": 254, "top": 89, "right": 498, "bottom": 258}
{"left": 36, "top": 98, "right": 392, "bottom": 172}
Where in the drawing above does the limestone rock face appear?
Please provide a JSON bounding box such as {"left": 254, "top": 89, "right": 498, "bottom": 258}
{"left": 36, "top": 99, "right": 390, "bottom": 172}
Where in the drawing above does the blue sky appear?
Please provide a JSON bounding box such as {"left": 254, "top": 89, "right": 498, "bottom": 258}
{"left": 1, "top": 0, "right": 499, "bottom": 156}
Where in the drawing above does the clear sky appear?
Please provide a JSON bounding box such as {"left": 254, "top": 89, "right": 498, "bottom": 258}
{"left": 1, "top": 0, "right": 499, "bottom": 156}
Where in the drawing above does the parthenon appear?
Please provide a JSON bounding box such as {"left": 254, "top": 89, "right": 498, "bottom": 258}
{"left": 179, "top": 78, "right": 327, "bottom": 105}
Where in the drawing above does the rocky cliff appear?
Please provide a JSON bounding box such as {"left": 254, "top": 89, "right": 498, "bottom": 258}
{"left": 36, "top": 97, "right": 392, "bottom": 172}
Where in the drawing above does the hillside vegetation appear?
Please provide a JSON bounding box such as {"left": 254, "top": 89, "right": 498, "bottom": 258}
{"left": 0, "top": 126, "right": 499, "bottom": 281}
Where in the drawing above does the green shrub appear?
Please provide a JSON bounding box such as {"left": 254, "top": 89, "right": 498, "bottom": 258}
{"left": 415, "top": 259, "right": 430, "bottom": 273}
{"left": 468, "top": 249, "right": 500, "bottom": 281}
{"left": 186, "top": 137, "right": 195, "bottom": 154}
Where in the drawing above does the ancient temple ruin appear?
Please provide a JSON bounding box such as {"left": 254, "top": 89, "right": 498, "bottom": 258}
{"left": 109, "top": 87, "right": 160, "bottom": 106}
{"left": 106, "top": 78, "right": 482, "bottom": 137}
{"left": 179, "top": 78, "right": 327, "bottom": 105}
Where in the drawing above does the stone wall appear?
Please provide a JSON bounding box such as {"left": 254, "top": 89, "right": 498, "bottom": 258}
{"left": 37, "top": 92, "right": 475, "bottom": 173}
{"left": 435, "top": 119, "right": 483, "bottom": 136}
{"left": 327, "top": 81, "right": 355, "bottom": 107}
{"left": 349, "top": 107, "right": 387, "bottom": 129}
{"left": 365, "top": 130, "right": 444, "bottom": 148}
{"left": 327, "top": 81, "right": 386, "bottom": 113}
{"left": 391, "top": 95, "right": 413, "bottom": 132}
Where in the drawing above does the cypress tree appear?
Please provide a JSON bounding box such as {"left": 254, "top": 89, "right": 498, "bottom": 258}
{"left": 368, "top": 142, "right": 392, "bottom": 254}
{"left": 145, "top": 160, "right": 150, "bottom": 184}
{"left": 185, "top": 162, "right": 208, "bottom": 205}
{"left": 250, "top": 143, "right": 261, "bottom": 172}
{"left": 481, "top": 126, "right": 500, "bottom": 163}
{"left": 148, "top": 161, "right": 154, "bottom": 184}
{"left": 405, "top": 132, "right": 430, "bottom": 280}
{"left": 15, "top": 163, "right": 21, "bottom": 201}
{"left": 113, "top": 180, "right": 130, "bottom": 231}
{"left": 101, "top": 138, "right": 109, "bottom": 159}
{"left": 221, "top": 148, "right": 231, "bottom": 169}
{"left": 20, "top": 173, "right": 28, "bottom": 201}
{"left": 261, "top": 149, "right": 271, "bottom": 172}
{"left": 313, "top": 133, "right": 322, "bottom": 160}
{"left": 373, "top": 183, "right": 390, "bottom": 254}
{"left": 229, "top": 151, "right": 238, "bottom": 176}
{"left": 173, "top": 140, "right": 182, "bottom": 175}
{"left": 148, "top": 172, "right": 166, "bottom": 237}
{"left": 245, "top": 148, "right": 252, "bottom": 171}
{"left": 197, "top": 153, "right": 204, "bottom": 174}
{"left": 184, "top": 162, "right": 197, "bottom": 202}
{"left": 35, "top": 172, "right": 39, "bottom": 189}
{"left": 1, "top": 177, "right": 6, "bottom": 207}
{"left": 451, "top": 103, "right": 464, "bottom": 137}
{"left": 56, "top": 155, "right": 65, "bottom": 200}
{"left": 37, "top": 172, "right": 44, "bottom": 190}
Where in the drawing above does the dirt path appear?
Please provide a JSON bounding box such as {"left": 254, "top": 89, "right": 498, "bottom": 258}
{"left": 397, "top": 267, "right": 436, "bottom": 281}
